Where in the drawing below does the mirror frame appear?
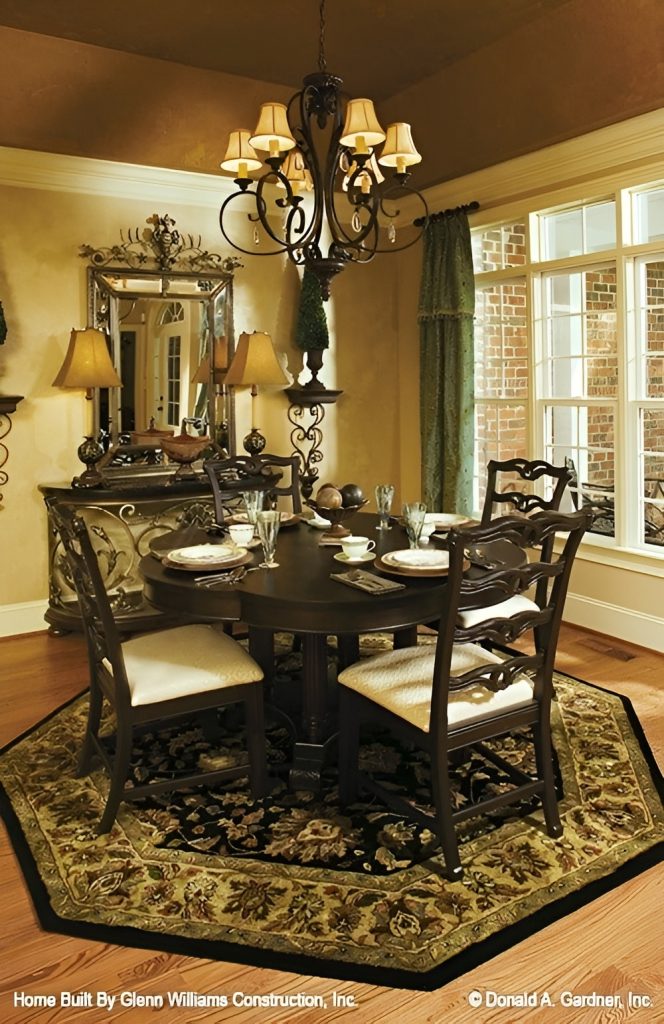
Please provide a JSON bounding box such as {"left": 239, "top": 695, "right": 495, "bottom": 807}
{"left": 80, "top": 214, "right": 242, "bottom": 463}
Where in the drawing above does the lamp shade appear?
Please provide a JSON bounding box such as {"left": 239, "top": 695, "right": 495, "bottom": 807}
{"left": 378, "top": 122, "right": 422, "bottom": 169}
{"left": 224, "top": 331, "right": 289, "bottom": 388}
{"left": 250, "top": 103, "right": 296, "bottom": 153}
{"left": 53, "top": 328, "right": 121, "bottom": 396}
{"left": 276, "top": 148, "right": 313, "bottom": 193}
{"left": 192, "top": 336, "right": 229, "bottom": 385}
{"left": 340, "top": 98, "right": 386, "bottom": 151}
{"left": 220, "top": 129, "right": 262, "bottom": 175}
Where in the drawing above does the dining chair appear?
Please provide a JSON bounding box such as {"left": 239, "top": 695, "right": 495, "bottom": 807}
{"left": 46, "top": 498, "right": 269, "bottom": 834}
{"left": 481, "top": 457, "right": 573, "bottom": 525}
{"left": 203, "top": 453, "right": 302, "bottom": 527}
{"left": 337, "top": 508, "right": 591, "bottom": 879}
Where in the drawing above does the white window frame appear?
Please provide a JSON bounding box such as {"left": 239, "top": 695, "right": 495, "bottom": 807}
{"left": 472, "top": 178, "right": 664, "bottom": 566}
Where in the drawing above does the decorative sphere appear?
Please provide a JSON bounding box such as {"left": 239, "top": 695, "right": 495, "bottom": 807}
{"left": 340, "top": 483, "right": 364, "bottom": 507}
{"left": 316, "top": 485, "right": 343, "bottom": 509}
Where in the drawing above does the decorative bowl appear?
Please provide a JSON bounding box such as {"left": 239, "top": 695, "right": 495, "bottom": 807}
{"left": 161, "top": 431, "right": 211, "bottom": 479}
{"left": 305, "top": 498, "right": 369, "bottom": 538}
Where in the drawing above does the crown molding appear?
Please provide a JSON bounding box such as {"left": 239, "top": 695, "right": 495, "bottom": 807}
{"left": 0, "top": 146, "right": 242, "bottom": 207}
{"left": 419, "top": 109, "right": 664, "bottom": 220}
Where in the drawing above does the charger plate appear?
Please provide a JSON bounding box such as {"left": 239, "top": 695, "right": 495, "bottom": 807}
{"left": 163, "top": 549, "right": 252, "bottom": 572}
{"left": 228, "top": 512, "right": 300, "bottom": 527}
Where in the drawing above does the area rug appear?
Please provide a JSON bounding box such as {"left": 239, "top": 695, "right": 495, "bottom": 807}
{"left": 1, "top": 635, "right": 662, "bottom": 991}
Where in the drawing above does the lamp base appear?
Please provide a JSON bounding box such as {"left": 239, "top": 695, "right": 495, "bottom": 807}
{"left": 243, "top": 428, "right": 267, "bottom": 456}
{"left": 71, "top": 435, "right": 105, "bottom": 489}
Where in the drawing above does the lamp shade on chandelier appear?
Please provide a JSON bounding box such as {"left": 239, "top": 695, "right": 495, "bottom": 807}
{"left": 218, "top": 0, "right": 428, "bottom": 298}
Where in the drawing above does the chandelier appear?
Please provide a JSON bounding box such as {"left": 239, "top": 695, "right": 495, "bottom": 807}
{"left": 218, "top": 0, "right": 428, "bottom": 298}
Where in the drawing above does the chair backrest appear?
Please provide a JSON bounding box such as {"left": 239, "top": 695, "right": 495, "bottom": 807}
{"left": 203, "top": 453, "right": 302, "bottom": 525}
{"left": 45, "top": 498, "right": 132, "bottom": 709}
{"left": 481, "top": 458, "right": 573, "bottom": 525}
{"left": 430, "top": 509, "right": 591, "bottom": 735}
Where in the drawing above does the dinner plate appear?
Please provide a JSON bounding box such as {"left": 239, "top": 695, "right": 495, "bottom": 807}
{"left": 228, "top": 512, "right": 300, "bottom": 527}
{"left": 375, "top": 554, "right": 451, "bottom": 578}
{"left": 168, "top": 543, "right": 239, "bottom": 566}
{"left": 333, "top": 551, "right": 376, "bottom": 565}
{"left": 426, "top": 512, "right": 473, "bottom": 530}
{"left": 383, "top": 548, "right": 450, "bottom": 569}
{"left": 163, "top": 549, "right": 253, "bottom": 572}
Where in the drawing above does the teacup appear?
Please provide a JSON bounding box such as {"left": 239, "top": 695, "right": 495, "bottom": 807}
{"left": 340, "top": 535, "right": 376, "bottom": 561}
{"left": 228, "top": 523, "right": 255, "bottom": 547}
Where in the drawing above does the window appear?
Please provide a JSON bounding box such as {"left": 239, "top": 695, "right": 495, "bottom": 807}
{"left": 472, "top": 183, "right": 664, "bottom": 553}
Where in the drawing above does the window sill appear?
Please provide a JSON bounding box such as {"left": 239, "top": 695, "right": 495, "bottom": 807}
{"left": 568, "top": 535, "right": 664, "bottom": 578}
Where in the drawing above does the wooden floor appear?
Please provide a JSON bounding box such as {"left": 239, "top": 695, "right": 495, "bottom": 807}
{"left": 0, "top": 625, "right": 662, "bottom": 1024}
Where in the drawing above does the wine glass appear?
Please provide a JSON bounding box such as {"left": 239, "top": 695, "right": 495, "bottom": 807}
{"left": 256, "top": 510, "right": 281, "bottom": 568}
{"left": 375, "top": 483, "right": 395, "bottom": 530}
{"left": 402, "top": 502, "right": 427, "bottom": 548}
{"left": 241, "top": 490, "right": 265, "bottom": 534}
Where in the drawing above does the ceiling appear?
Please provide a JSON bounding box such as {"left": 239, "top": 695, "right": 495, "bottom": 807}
{"left": 0, "top": 0, "right": 572, "bottom": 101}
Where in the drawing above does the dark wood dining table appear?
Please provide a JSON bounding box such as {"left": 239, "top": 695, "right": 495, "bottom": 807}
{"left": 140, "top": 512, "right": 451, "bottom": 790}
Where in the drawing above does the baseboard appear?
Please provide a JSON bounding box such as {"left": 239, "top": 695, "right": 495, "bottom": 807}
{"left": 0, "top": 601, "right": 49, "bottom": 639}
{"left": 564, "top": 593, "right": 664, "bottom": 654}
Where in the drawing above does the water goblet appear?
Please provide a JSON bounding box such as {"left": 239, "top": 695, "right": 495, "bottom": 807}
{"left": 256, "top": 510, "right": 281, "bottom": 568}
{"left": 402, "top": 501, "right": 427, "bottom": 548}
{"left": 241, "top": 490, "right": 265, "bottom": 534}
{"left": 375, "top": 483, "right": 395, "bottom": 531}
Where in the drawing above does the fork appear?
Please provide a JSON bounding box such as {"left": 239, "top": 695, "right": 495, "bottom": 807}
{"left": 195, "top": 567, "right": 246, "bottom": 586}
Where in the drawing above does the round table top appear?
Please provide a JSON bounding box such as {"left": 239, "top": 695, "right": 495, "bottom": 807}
{"left": 140, "top": 512, "right": 450, "bottom": 635}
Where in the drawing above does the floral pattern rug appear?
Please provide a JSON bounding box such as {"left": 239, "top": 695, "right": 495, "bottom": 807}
{"left": 1, "top": 635, "right": 662, "bottom": 989}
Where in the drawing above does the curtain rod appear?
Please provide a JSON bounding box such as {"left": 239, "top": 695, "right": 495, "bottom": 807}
{"left": 414, "top": 201, "right": 479, "bottom": 227}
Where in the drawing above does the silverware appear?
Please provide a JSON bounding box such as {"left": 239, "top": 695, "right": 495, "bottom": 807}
{"left": 195, "top": 566, "right": 246, "bottom": 586}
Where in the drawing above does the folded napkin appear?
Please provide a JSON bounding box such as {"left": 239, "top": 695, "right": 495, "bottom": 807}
{"left": 318, "top": 535, "right": 344, "bottom": 547}
{"left": 330, "top": 570, "right": 405, "bottom": 594}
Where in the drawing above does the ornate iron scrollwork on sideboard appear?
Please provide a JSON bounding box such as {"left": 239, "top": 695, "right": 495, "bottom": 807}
{"left": 40, "top": 478, "right": 215, "bottom": 634}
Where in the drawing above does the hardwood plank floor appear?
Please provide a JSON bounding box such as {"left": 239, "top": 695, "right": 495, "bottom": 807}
{"left": 0, "top": 626, "right": 662, "bottom": 1023}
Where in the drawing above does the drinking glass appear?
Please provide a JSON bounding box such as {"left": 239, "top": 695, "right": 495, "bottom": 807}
{"left": 402, "top": 501, "right": 427, "bottom": 548}
{"left": 375, "top": 483, "right": 395, "bottom": 530}
{"left": 241, "top": 490, "right": 265, "bottom": 533}
{"left": 256, "top": 510, "right": 281, "bottom": 568}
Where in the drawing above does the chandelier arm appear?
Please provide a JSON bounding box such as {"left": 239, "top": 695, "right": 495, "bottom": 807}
{"left": 371, "top": 186, "right": 430, "bottom": 255}
{"left": 218, "top": 192, "right": 288, "bottom": 258}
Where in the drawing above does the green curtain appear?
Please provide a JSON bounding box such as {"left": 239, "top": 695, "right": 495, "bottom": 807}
{"left": 418, "top": 212, "right": 475, "bottom": 514}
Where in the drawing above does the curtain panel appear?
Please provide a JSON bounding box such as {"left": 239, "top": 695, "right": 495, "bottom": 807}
{"left": 418, "top": 213, "right": 475, "bottom": 514}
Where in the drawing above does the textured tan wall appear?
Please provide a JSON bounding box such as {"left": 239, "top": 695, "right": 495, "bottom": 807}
{"left": 0, "top": 167, "right": 401, "bottom": 616}
{"left": 385, "top": 0, "right": 664, "bottom": 187}
{"left": 0, "top": 26, "right": 293, "bottom": 174}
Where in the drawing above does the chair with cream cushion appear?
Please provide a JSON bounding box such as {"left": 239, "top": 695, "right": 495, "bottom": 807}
{"left": 46, "top": 499, "right": 269, "bottom": 835}
{"left": 338, "top": 509, "right": 590, "bottom": 879}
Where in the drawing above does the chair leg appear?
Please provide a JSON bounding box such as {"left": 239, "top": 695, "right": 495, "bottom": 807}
{"left": 97, "top": 724, "right": 133, "bottom": 834}
{"left": 338, "top": 688, "right": 360, "bottom": 803}
{"left": 431, "top": 748, "right": 463, "bottom": 880}
{"left": 245, "top": 685, "right": 268, "bottom": 799}
{"left": 77, "top": 684, "right": 103, "bottom": 777}
{"left": 533, "top": 718, "right": 562, "bottom": 837}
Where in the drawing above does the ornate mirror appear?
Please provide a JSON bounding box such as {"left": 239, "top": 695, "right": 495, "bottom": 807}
{"left": 82, "top": 214, "right": 242, "bottom": 464}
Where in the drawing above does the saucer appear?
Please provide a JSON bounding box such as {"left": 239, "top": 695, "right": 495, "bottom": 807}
{"left": 333, "top": 551, "right": 376, "bottom": 565}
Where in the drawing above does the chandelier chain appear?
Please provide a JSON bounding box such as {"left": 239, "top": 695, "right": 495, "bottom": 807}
{"left": 318, "top": 0, "right": 327, "bottom": 73}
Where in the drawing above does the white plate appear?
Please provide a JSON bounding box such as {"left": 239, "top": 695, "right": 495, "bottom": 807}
{"left": 168, "top": 544, "right": 239, "bottom": 566}
{"left": 228, "top": 512, "right": 299, "bottom": 526}
{"left": 307, "top": 513, "right": 331, "bottom": 529}
{"left": 333, "top": 551, "right": 376, "bottom": 565}
{"left": 425, "top": 512, "right": 471, "bottom": 529}
{"left": 383, "top": 548, "right": 450, "bottom": 569}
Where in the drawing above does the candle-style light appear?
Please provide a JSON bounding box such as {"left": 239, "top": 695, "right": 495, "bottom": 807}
{"left": 217, "top": 0, "right": 427, "bottom": 299}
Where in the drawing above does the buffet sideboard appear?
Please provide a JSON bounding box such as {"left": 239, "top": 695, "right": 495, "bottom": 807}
{"left": 40, "top": 475, "right": 215, "bottom": 634}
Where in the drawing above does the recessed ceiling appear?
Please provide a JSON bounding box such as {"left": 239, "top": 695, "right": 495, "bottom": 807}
{"left": 0, "top": 0, "right": 572, "bottom": 100}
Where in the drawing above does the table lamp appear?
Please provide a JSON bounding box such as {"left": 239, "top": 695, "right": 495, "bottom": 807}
{"left": 192, "top": 336, "right": 229, "bottom": 447}
{"left": 224, "top": 331, "right": 288, "bottom": 454}
{"left": 53, "top": 327, "right": 121, "bottom": 488}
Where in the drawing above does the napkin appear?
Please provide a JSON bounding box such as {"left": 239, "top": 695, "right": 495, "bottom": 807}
{"left": 330, "top": 571, "right": 405, "bottom": 594}
{"left": 318, "top": 535, "right": 344, "bottom": 546}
